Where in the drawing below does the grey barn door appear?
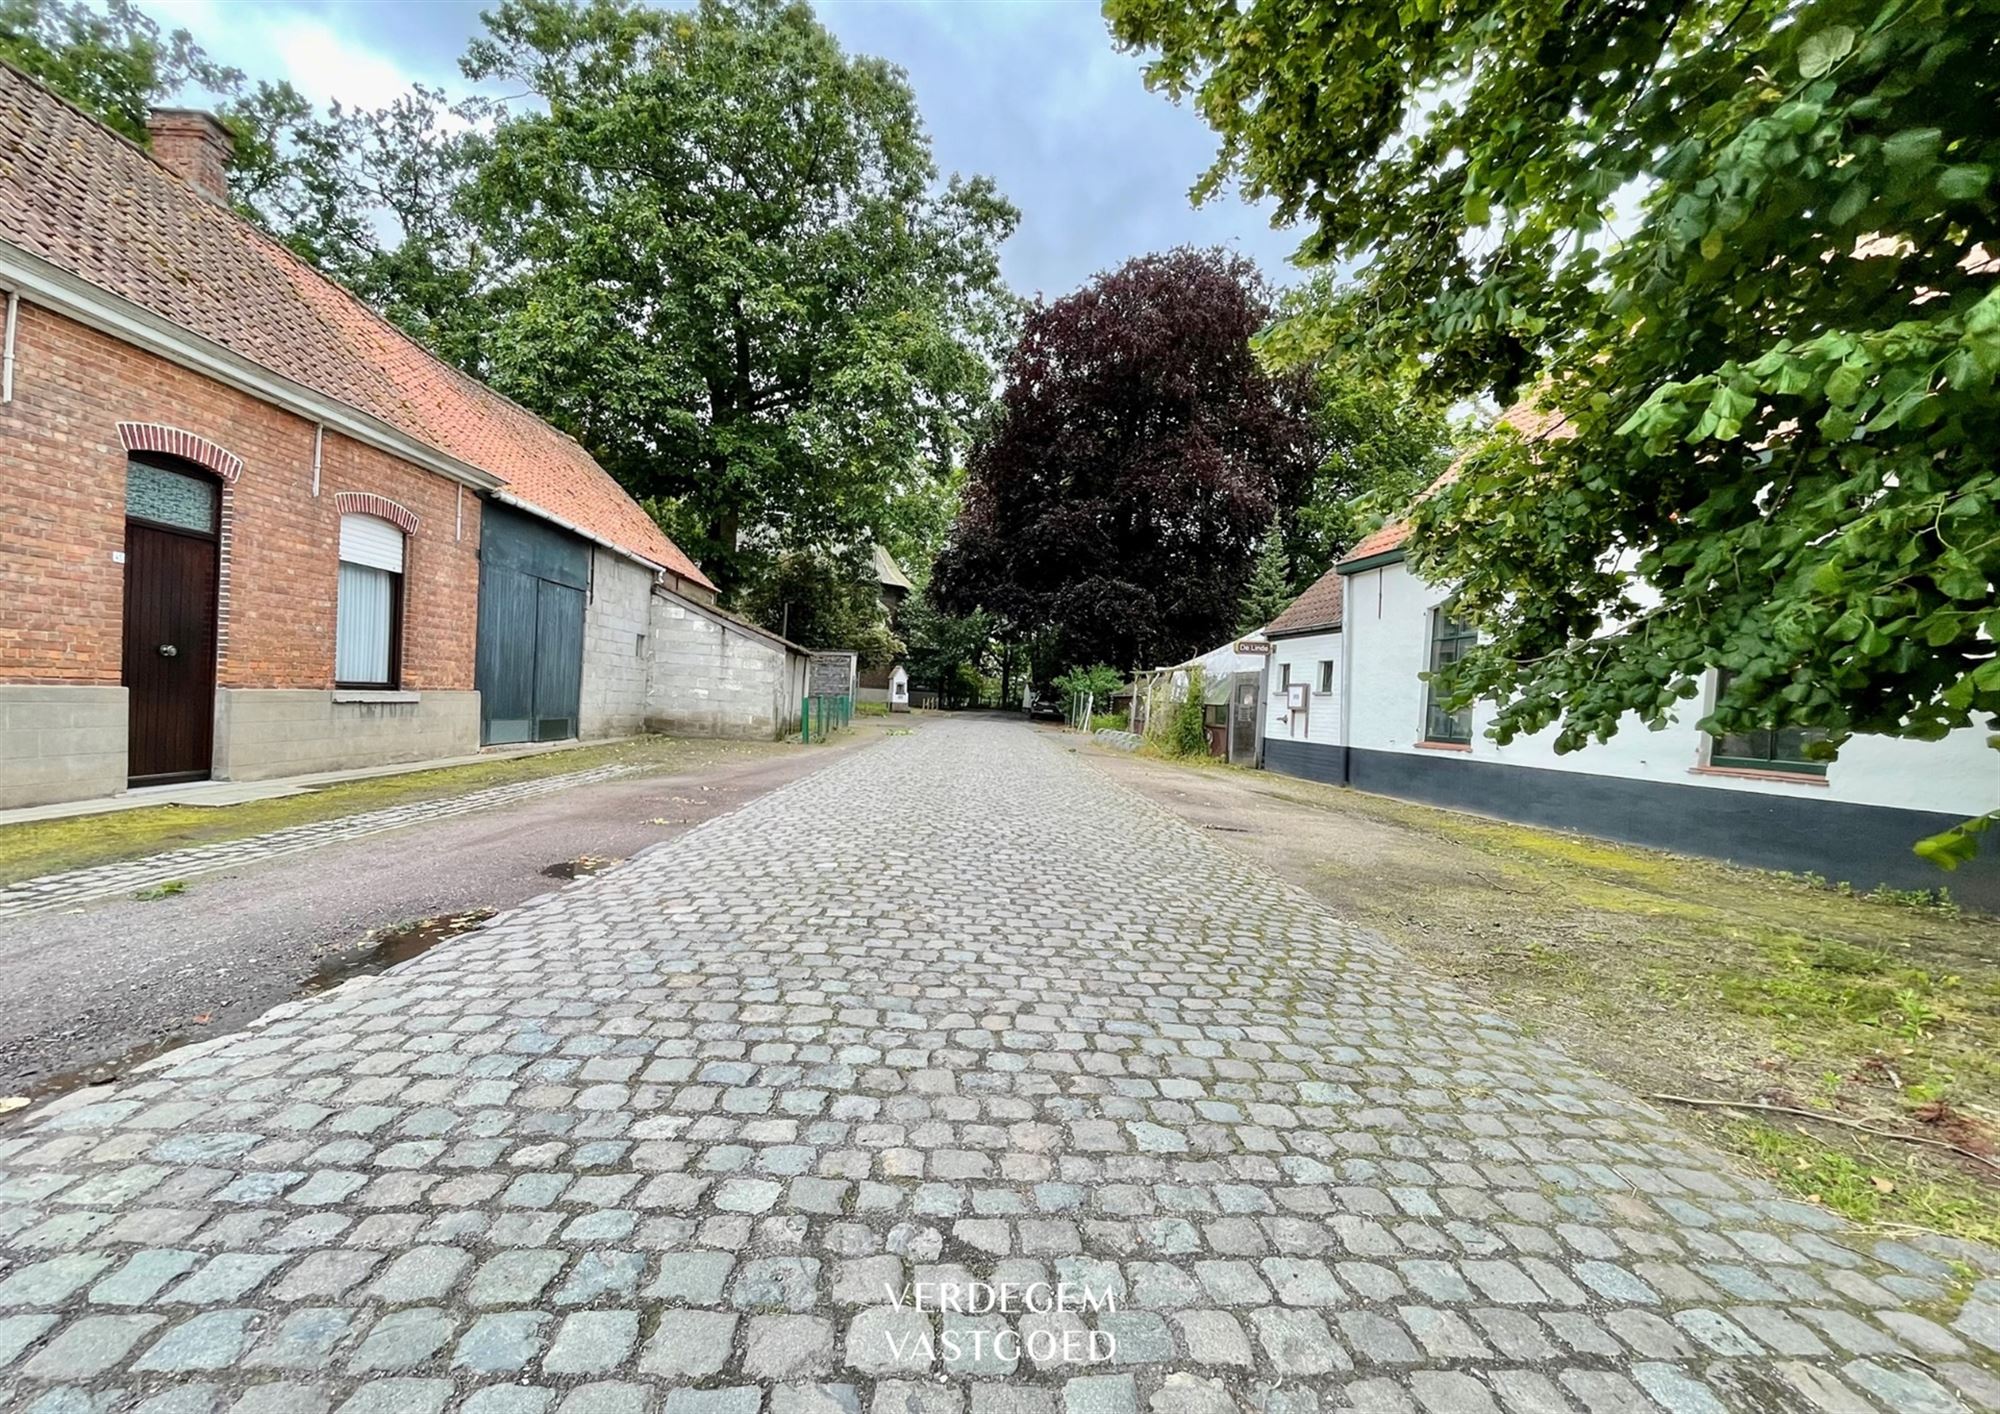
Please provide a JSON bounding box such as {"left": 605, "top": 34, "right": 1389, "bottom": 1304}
{"left": 476, "top": 502, "right": 588, "bottom": 745}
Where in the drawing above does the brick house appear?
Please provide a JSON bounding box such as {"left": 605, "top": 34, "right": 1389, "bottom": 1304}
{"left": 0, "top": 65, "right": 797, "bottom": 809}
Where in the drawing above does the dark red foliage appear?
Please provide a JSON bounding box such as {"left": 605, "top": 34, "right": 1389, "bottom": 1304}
{"left": 935, "top": 248, "right": 1315, "bottom": 669}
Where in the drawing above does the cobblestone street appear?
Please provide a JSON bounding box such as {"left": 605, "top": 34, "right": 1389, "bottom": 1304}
{"left": 1, "top": 718, "right": 1995, "bottom": 1414}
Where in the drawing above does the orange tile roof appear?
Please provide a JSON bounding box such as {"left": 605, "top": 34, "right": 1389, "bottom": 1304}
{"left": 1338, "top": 521, "right": 1413, "bottom": 568}
{"left": 1336, "top": 397, "right": 1574, "bottom": 571}
{"left": 1264, "top": 564, "right": 1344, "bottom": 635}
{"left": 0, "top": 61, "right": 712, "bottom": 590}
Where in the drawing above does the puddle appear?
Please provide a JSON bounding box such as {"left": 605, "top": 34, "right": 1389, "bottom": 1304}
{"left": 299, "top": 908, "right": 496, "bottom": 993}
{"left": 541, "top": 855, "right": 618, "bottom": 880}
{"left": 4, "top": 906, "right": 499, "bottom": 1123}
{"left": 1, "top": 1031, "right": 196, "bottom": 1124}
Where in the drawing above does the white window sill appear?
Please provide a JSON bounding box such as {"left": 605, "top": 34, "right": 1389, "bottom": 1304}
{"left": 334, "top": 690, "right": 420, "bottom": 705}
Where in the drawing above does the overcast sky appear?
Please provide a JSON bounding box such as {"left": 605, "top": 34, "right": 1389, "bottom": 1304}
{"left": 146, "top": 0, "right": 1306, "bottom": 302}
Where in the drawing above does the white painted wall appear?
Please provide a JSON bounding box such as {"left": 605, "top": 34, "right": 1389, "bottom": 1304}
{"left": 1266, "top": 630, "right": 1342, "bottom": 746}
{"left": 1341, "top": 559, "right": 1997, "bottom": 816}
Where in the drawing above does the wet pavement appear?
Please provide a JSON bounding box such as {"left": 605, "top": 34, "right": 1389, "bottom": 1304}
{"left": 0, "top": 718, "right": 1995, "bottom": 1413}
{"left": 0, "top": 741, "right": 849, "bottom": 1101}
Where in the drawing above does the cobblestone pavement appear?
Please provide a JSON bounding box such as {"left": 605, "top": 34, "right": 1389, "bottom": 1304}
{"left": 1, "top": 719, "right": 1996, "bottom": 1414}
{"left": 0, "top": 764, "right": 637, "bottom": 919}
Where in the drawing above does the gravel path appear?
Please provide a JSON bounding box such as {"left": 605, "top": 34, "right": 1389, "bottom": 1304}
{"left": 0, "top": 718, "right": 1994, "bottom": 1414}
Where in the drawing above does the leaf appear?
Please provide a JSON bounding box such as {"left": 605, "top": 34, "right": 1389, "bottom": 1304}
{"left": 1796, "top": 26, "right": 1855, "bottom": 78}
{"left": 1937, "top": 165, "right": 1993, "bottom": 202}
{"left": 1882, "top": 127, "right": 1943, "bottom": 167}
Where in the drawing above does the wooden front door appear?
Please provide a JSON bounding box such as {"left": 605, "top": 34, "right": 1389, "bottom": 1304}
{"left": 123, "top": 478, "right": 219, "bottom": 785}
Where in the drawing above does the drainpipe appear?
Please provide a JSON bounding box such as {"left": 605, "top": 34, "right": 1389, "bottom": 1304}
{"left": 2, "top": 289, "right": 18, "bottom": 404}
{"left": 310, "top": 422, "right": 323, "bottom": 496}
{"left": 1339, "top": 587, "right": 1357, "bottom": 785}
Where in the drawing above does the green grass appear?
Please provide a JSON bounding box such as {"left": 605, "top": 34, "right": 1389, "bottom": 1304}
{"left": 1142, "top": 759, "right": 2000, "bottom": 1246}
{"left": 1733, "top": 1118, "right": 2000, "bottom": 1244}
{"left": 0, "top": 734, "right": 788, "bottom": 885}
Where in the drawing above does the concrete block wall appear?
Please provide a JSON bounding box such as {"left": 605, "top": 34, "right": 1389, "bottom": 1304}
{"left": 581, "top": 547, "right": 654, "bottom": 739}
{"left": 0, "top": 685, "right": 128, "bottom": 808}
{"left": 212, "top": 688, "right": 479, "bottom": 781}
{"left": 644, "top": 592, "right": 802, "bottom": 740}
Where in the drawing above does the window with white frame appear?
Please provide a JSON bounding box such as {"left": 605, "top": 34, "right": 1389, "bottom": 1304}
{"left": 1316, "top": 660, "right": 1334, "bottom": 693}
{"left": 336, "top": 513, "right": 405, "bottom": 688}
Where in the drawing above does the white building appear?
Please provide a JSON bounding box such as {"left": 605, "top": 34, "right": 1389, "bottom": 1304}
{"left": 1261, "top": 572, "right": 1344, "bottom": 774}
{"left": 1261, "top": 504, "right": 2000, "bottom": 911}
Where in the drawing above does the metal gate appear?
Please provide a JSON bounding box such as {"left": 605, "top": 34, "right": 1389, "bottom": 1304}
{"left": 476, "top": 502, "right": 587, "bottom": 745}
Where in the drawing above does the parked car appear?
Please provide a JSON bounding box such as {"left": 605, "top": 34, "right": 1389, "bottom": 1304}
{"left": 1029, "top": 691, "right": 1064, "bottom": 721}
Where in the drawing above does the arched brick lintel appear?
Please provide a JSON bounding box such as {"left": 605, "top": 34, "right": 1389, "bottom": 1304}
{"left": 117, "top": 422, "right": 244, "bottom": 483}
{"left": 332, "top": 490, "right": 420, "bottom": 536}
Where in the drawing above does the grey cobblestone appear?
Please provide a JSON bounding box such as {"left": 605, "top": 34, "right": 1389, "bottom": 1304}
{"left": 0, "top": 721, "right": 1991, "bottom": 1412}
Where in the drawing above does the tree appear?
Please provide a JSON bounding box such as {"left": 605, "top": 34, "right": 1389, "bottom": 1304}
{"left": 455, "top": 0, "right": 1019, "bottom": 592}
{"left": 1165, "top": 667, "right": 1210, "bottom": 757}
{"left": 934, "top": 247, "right": 1317, "bottom": 671}
{"left": 11, "top": 0, "right": 1013, "bottom": 622}
{"left": 900, "top": 589, "right": 992, "bottom": 697}
{"left": 1111, "top": 0, "right": 2000, "bottom": 860}
{"left": 1271, "top": 283, "right": 1468, "bottom": 585}
{"left": 737, "top": 548, "right": 899, "bottom": 664}
{"left": 1236, "top": 519, "right": 1293, "bottom": 634}
{"left": 0, "top": 0, "right": 234, "bottom": 143}
{"left": 1050, "top": 663, "right": 1125, "bottom": 720}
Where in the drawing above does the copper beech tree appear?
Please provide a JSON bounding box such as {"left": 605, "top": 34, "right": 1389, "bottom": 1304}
{"left": 934, "top": 248, "right": 1318, "bottom": 672}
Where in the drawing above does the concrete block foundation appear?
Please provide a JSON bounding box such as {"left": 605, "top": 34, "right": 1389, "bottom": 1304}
{"left": 0, "top": 684, "right": 129, "bottom": 808}
{"left": 212, "top": 688, "right": 480, "bottom": 782}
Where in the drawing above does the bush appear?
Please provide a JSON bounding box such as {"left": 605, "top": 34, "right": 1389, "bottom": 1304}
{"left": 855, "top": 700, "right": 890, "bottom": 717}
{"left": 1051, "top": 663, "right": 1126, "bottom": 719}
{"left": 1090, "top": 712, "right": 1127, "bottom": 733}
{"left": 1166, "top": 667, "right": 1210, "bottom": 757}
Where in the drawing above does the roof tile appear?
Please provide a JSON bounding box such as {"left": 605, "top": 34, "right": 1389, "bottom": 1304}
{"left": 1264, "top": 564, "right": 1344, "bottom": 635}
{"left": 0, "top": 61, "right": 711, "bottom": 590}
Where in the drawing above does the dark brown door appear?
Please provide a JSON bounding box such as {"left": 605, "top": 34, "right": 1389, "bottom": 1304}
{"left": 123, "top": 519, "right": 218, "bottom": 785}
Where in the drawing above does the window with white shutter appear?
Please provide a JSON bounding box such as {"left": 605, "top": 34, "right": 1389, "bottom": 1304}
{"left": 336, "top": 513, "right": 405, "bottom": 687}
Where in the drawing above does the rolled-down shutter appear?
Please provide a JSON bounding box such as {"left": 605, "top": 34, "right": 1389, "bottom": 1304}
{"left": 339, "top": 513, "right": 405, "bottom": 573}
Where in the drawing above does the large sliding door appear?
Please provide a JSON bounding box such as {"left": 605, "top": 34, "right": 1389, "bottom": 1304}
{"left": 475, "top": 503, "right": 587, "bottom": 745}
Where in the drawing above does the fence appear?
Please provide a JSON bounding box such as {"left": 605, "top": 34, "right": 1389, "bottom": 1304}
{"left": 800, "top": 692, "right": 851, "bottom": 743}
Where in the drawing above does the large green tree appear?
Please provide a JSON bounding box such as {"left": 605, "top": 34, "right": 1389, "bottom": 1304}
{"left": 9, "top": 0, "right": 1013, "bottom": 608}
{"left": 457, "top": 0, "right": 1018, "bottom": 591}
{"left": 1112, "top": 0, "right": 2000, "bottom": 861}
{"left": 0, "top": 0, "right": 230, "bottom": 142}
{"left": 1272, "top": 282, "right": 1468, "bottom": 586}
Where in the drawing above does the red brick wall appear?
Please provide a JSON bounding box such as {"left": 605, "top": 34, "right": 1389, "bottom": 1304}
{"left": 0, "top": 302, "right": 480, "bottom": 690}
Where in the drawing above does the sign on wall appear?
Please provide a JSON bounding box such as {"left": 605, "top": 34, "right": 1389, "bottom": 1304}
{"left": 1234, "top": 639, "right": 1273, "bottom": 655}
{"left": 809, "top": 652, "right": 856, "bottom": 697}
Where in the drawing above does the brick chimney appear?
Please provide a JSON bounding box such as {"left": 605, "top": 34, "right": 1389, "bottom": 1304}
{"left": 145, "top": 109, "right": 234, "bottom": 202}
